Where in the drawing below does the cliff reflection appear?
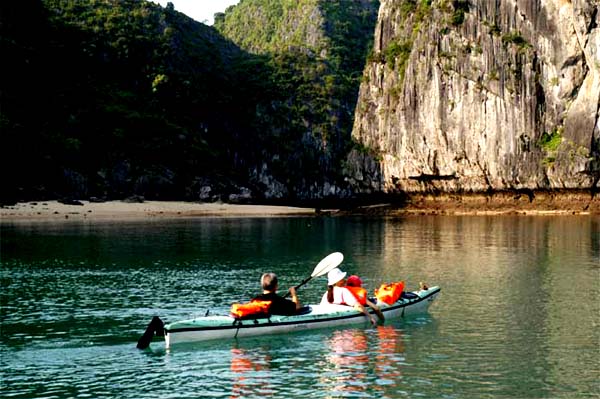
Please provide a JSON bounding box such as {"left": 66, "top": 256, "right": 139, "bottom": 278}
{"left": 350, "top": 215, "right": 599, "bottom": 394}
{"left": 351, "top": 216, "right": 598, "bottom": 282}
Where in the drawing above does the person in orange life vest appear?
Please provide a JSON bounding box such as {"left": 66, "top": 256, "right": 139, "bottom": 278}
{"left": 320, "top": 268, "right": 377, "bottom": 325}
{"left": 251, "top": 272, "right": 301, "bottom": 315}
{"left": 346, "top": 275, "right": 385, "bottom": 321}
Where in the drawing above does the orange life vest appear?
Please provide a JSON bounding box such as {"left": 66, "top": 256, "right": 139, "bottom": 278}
{"left": 345, "top": 286, "right": 368, "bottom": 305}
{"left": 230, "top": 300, "right": 272, "bottom": 319}
{"left": 375, "top": 281, "right": 404, "bottom": 305}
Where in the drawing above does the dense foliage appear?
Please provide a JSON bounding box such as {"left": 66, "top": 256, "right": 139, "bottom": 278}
{"left": 1, "top": 0, "right": 379, "bottom": 203}
{"left": 215, "top": 0, "right": 379, "bottom": 198}
{"left": 2, "top": 0, "right": 264, "bottom": 201}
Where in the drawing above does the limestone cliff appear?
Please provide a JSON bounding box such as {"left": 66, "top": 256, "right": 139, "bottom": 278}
{"left": 348, "top": 0, "right": 599, "bottom": 194}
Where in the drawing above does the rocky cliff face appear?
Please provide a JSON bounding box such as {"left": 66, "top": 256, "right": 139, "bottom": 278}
{"left": 348, "top": 0, "right": 599, "bottom": 194}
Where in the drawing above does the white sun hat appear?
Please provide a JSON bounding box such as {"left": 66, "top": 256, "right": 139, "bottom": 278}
{"left": 327, "top": 268, "right": 347, "bottom": 286}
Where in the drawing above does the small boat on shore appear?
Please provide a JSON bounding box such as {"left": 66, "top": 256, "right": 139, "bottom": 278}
{"left": 162, "top": 286, "right": 440, "bottom": 348}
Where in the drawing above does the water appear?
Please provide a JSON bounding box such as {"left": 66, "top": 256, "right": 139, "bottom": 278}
{"left": 1, "top": 216, "right": 599, "bottom": 398}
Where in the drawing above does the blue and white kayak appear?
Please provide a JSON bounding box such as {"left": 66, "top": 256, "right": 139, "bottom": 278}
{"left": 163, "top": 286, "right": 440, "bottom": 348}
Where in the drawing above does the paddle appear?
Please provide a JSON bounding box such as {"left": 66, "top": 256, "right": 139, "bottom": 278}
{"left": 284, "top": 252, "right": 344, "bottom": 298}
{"left": 136, "top": 253, "right": 343, "bottom": 348}
{"left": 136, "top": 316, "right": 165, "bottom": 350}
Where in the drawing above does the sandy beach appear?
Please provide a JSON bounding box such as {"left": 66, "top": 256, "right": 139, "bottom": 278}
{"left": 0, "top": 200, "right": 317, "bottom": 222}
{"left": 1, "top": 191, "right": 598, "bottom": 222}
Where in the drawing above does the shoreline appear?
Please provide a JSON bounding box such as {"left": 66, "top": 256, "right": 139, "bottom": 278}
{"left": 1, "top": 192, "right": 598, "bottom": 223}
{"left": 0, "top": 201, "right": 318, "bottom": 222}
{"left": 343, "top": 191, "right": 599, "bottom": 216}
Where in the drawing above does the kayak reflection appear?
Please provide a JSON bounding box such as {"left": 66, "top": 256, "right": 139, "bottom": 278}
{"left": 326, "top": 329, "right": 369, "bottom": 395}
{"left": 322, "top": 325, "right": 405, "bottom": 396}
{"left": 230, "top": 346, "right": 273, "bottom": 399}
{"left": 374, "top": 325, "right": 404, "bottom": 387}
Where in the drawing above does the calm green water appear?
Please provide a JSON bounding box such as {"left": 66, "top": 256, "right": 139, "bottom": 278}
{"left": 1, "top": 216, "right": 599, "bottom": 398}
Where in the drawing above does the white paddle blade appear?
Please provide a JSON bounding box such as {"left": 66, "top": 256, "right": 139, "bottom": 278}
{"left": 311, "top": 252, "right": 344, "bottom": 278}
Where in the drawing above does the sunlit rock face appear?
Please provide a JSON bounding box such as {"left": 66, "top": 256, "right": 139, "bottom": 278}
{"left": 349, "top": 0, "right": 599, "bottom": 194}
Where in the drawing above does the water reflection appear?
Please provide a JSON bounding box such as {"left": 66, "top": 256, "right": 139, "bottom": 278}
{"left": 324, "top": 329, "right": 370, "bottom": 395}
{"left": 374, "top": 326, "right": 404, "bottom": 387}
{"left": 230, "top": 345, "right": 273, "bottom": 398}
{"left": 1, "top": 216, "right": 598, "bottom": 398}
{"left": 320, "top": 326, "right": 405, "bottom": 397}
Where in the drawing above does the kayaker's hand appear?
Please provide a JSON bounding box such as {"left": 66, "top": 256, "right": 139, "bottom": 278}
{"left": 369, "top": 315, "right": 377, "bottom": 326}
{"left": 289, "top": 287, "right": 301, "bottom": 309}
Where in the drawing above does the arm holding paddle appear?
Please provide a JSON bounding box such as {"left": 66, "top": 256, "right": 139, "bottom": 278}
{"left": 331, "top": 272, "right": 383, "bottom": 325}
{"left": 340, "top": 289, "right": 377, "bottom": 325}
{"left": 346, "top": 274, "right": 384, "bottom": 322}
{"left": 352, "top": 303, "right": 377, "bottom": 326}
{"left": 288, "top": 286, "right": 300, "bottom": 310}
{"left": 272, "top": 252, "right": 380, "bottom": 325}
{"left": 365, "top": 298, "right": 385, "bottom": 322}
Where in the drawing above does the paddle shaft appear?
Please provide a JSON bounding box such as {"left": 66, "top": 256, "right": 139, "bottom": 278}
{"left": 282, "top": 252, "right": 343, "bottom": 299}
{"left": 283, "top": 276, "right": 312, "bottom": 298}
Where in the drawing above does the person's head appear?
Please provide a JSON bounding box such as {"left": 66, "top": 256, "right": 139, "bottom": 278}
{"left": 326, "top": 268, "right": 346, "bottom": 303}
{"left": 346, "top": 275, "right": 362, "bottom": 287}
{"left": 261, "top": 273, "right": 278, "bottom": 292}
{"left": 327, "top": 268, "right": 347, "bottom": 287}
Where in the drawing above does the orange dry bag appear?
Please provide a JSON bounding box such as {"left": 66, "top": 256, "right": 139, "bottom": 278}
{"left": 230, "top": 300, "right": 272, "bottom": 319}
{"left": 345, "top": 286, "right": 368, "bottom": 305}
{"left": 375, "top": 281, "right": 404, "bottom": 305}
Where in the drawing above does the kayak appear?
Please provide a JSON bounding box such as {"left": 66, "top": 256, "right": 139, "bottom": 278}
{"left": 163, "top": 286, "right": 440, "bottom": 348}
